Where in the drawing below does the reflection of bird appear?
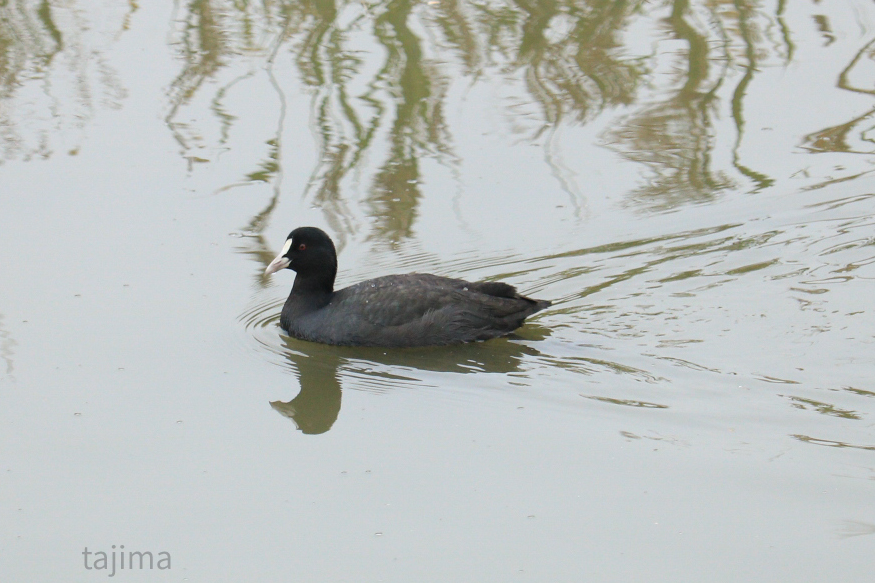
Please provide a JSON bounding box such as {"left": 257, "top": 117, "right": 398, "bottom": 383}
{"left": 835, "top": 520, "right": 875, "bottom": 539}
{"left": 265, "top": 227, "right": 551, "bottom": 347}
{"left": 269, "top": 326, "right": 548, "bottom": 434}
{"left": 270, "top": 380, "right": 341, "bottom": 435}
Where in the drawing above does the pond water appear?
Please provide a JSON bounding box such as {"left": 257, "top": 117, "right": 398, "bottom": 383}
{"left": 2, "top": 0, "right": 874, "bottom": 581}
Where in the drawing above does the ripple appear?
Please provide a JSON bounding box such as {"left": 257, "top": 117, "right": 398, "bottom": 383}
{"left": 805, "top": 192, "right": 875, "bottom": 211}
{"left": 238, "top": 293, "right": 288, "bottom": 365}
{"left": 791, "top": 435, "right": 875, "bottom": 452}
{"left": 238, "top": 287, "right": 556, "bottom": 386}
{"left": 236, "top": 186, "right": 875, "bottom": 425}
{"left": 753, "top": 374, "right": 801, "bottom": 385}
{"left": 784, "top": 395, "right": 862, "bottom": 420}
{"left": 582, "top": 395, "right": 669, "bottom": 409}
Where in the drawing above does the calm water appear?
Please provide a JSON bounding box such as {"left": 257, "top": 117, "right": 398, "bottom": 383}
{"left": 2, "top": 0, "right": 874, "bottom": 580}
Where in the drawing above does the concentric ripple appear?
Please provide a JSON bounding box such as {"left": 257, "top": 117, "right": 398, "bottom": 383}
{"left": 238, "top": 292, "right": 290, "bottom": 368}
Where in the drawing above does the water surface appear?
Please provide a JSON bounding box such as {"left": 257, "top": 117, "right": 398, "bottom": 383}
{"left": 1, "top": 0, "right": 874, "bottom": 581}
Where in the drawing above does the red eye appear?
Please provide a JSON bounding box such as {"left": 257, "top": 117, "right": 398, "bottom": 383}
{"left": 298, "top": 243, "right": 306, "bottom": 251}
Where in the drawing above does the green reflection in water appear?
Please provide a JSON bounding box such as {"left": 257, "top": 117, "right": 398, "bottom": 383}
{"left": 271, "top": 344, "right": 344, "bottom": 434}
{"left": 786, "top": 395, "right": 861, "bottom": 420}
{"left": 791, "top": 434, "right": 875, "bottom": 452}
{"left": 367, "top": 0, "right": 448, "bottom": 241}
{"left": 36, "top": 0, "right": 63, "bottom": 53}
{"left": 166, "top": 0, "right": 802, "bottom": 228}
{"left": 534, "top": 222, "right": 782, "bottom": 305}
{"left": 270, "top": 329, "right": 548, "bottom": 434}
{"left": 0, "top": 0, "right": 130, "bottom": 161}
{"left": 583, "top": 395, "right": 668, "bottom": 408}
{"left": 6, "top": 0, "right": 875, "bottom": 215}
{"left": 606, "top": 0, "right": 734, "bottom": 208}
{"left": 844, "top": 386, "right": 875, "bottom": 399}
{"left": 729, "top": 0, "right": 773, "bottom": 191}
{"left": 802, "top": 37, "right": 875, "bottom": 155}
{"left": 166, "top": 0, "right": 229, "bottom": 157}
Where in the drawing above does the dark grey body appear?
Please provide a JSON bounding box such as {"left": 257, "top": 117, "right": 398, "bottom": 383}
{"left": 280, "top": 273, "right": 550, "bottom": 347}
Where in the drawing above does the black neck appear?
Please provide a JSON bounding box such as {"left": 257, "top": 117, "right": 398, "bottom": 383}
{"left": 291, "top": 272, "right": 335, "bottom": 303}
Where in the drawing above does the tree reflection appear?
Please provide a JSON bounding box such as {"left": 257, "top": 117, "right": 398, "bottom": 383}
{"left": 801, "top": 37, "right": 875, "bottom": 155}
{"left": 604, "top": 0, "right": 732, "bottom": 211}
{"left": 166, "top": 0, "right": 653, "bottom": 234}
{"left": 603, "top": 0, "right": 794, "bottom": 208}
{"left": 0, "top": 0, "right": 129, "bottom": 163}
{"left": 5, "top": 0, "right": 875, "bottom": 210}
{"left": 166, "top": 0, "right": 828, "bottom": 227}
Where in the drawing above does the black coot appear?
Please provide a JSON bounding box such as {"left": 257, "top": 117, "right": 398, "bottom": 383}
{"left": 264, "top": 227, "right": 551, "bottom": 347}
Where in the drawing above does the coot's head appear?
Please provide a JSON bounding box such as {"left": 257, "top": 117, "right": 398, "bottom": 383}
{"left": 264, "top": 227, "right": 338, "bottom": 279}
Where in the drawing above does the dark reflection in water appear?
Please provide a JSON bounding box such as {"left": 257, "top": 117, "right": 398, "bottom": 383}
{"left": 801, "top": 37, "right": 875, "bottom": 155}
{"left": 270, "top": 342, "right": 343, "bottom": 435}
{"left": 3, "top": 0, "right": 875, "bottom": 210}
{"left": 270, "top": 328, "right": 548, "bottom": 434}
{"left": 237, "top": 176, "right": 875, "bottom": 437}
{"left": 604, "top": 0, "right": 735, "bottom": 208}
{"left": 791, "top": 434, "right": 875, "bottom": 452}
{"left": 5, "top": 0, "right": 874, "bottom": 212}
{"left": 236, "top": 191, "right": 553, "bottom": 434}
{"left": 159, "top": 0, "right": 859, "bottom": 223}
{"left": 785, "top": 395, "right": 861, "bottom": 420}
{"left": 583, "top": 395, "right": 668, "bottom": 409}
